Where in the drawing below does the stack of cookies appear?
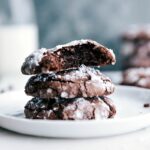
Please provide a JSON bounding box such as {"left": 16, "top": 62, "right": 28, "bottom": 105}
{"left": 121, "top": 25, "right": 150, "bottom": 88}
{"left": 21, "top": 39, "right": 116, "bottom": 120}
{"left": 121, "top": 25, "right": 150, "bottom": 69}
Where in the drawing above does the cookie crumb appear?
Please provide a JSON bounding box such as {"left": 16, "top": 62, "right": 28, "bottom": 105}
{"left": 143, "top": 103, "right": 150, "bottom": 108}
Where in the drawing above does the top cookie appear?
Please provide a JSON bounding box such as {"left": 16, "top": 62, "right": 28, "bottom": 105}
{"left": 21, "top": 39, "right": 116, "bottom": 75}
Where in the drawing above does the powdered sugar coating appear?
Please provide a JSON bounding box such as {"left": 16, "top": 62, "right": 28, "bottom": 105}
{"left": 22, "top": 48, "right": 48, "bottom": 75}
{"left": 54, "top": 39, "right": 106, "bottom": 50}
{"left": 62, "top": 97, "right": 114, "bottom": 120}
{"left": 61, "top": 91, "right": 68, "bottom": 98}
{"left": 61, "top": 65, "right": 109, "bottom": 81}
{"left": 56, "top": 39, "right": 99, "bottom": 49}
{"left": 94, "top": 101, "right": 110, "bottom": 120}
{"left": 26, "top": 48, "right": 47, "bottom": 66}
{"left": 138, "top": 78, "right": 149, "bottom": 87}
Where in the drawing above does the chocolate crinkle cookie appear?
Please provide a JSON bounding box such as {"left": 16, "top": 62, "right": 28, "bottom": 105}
{"left": 121, "top": 25, "right": 150, "bottom": 69}
{"left": 25, "top": 65, "right": 115, "bottom": 99}
{"left": 122, "top": 67, "right": 150, "bottom": 88}
{"left": 24, "top": 96, "right": 116, "bottom": 120}
{"left": 21, "top": 39, "right": 116, "bottom": 75}
{"left": 22, "top": 39, "right": 117, "bottom": 120}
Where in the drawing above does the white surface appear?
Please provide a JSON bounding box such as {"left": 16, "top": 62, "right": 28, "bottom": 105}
{"left": 0, "top": 73, "right": 150, "bottom": 150}
{"left": 0, "top": 86, "right": 150, "bottom": 138}
{"left": 0, "top": 127, "right": 150, "bottom": 150}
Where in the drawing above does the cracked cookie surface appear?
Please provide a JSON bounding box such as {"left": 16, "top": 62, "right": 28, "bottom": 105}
{"left": 24, "top": 96, "right": 116, "bottom": 120}
{"left": 25, "top": 66, "right": 115, "bottom": 99}
{"left": 21, "top": 39, "right": 116, "bottom": 75}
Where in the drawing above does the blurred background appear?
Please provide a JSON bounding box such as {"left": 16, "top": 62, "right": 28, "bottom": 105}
{"left": 1, "top": 0, "right": 150, "bottom": 72}
{"left": 1, "top": 0, "right": 150, "bottom": 90}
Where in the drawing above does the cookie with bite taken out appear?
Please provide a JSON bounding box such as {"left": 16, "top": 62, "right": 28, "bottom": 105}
{"left": 21, "top": 39, "right": 116, "bottom": 75}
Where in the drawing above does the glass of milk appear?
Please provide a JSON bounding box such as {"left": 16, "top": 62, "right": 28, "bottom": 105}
{"left": 0, "top": 0, "right": 38, "bottom": 76}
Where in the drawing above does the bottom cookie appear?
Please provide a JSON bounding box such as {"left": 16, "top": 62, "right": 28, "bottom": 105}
{"left": 24, "top": 96, "right": 116, "bottom": 120}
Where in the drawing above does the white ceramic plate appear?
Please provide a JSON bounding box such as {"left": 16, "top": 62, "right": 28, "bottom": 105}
{"left": 0, "top": 85, "right": 150, "bottom": 138}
